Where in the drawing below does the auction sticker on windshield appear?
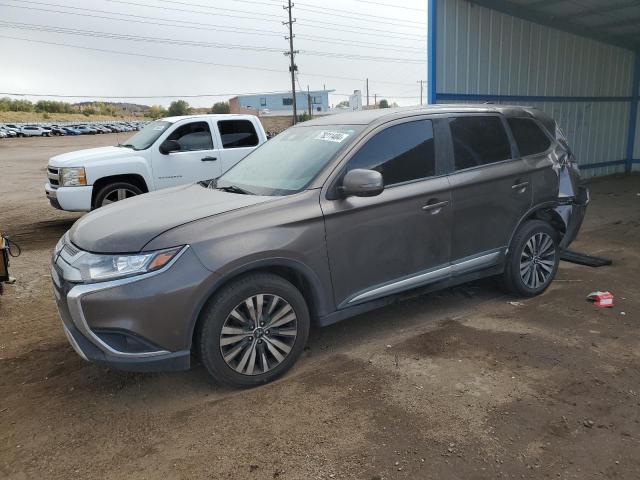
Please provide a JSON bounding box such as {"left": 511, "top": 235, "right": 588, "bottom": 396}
{"left": 314, "top": 131, "right": 350, "bottom": 143}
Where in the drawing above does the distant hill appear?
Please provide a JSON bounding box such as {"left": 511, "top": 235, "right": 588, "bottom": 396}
{"left": 74, "top": 102, "right": 150, "bottom": 113}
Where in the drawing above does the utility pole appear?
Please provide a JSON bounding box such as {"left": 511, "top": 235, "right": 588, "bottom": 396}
{"left": 374, "top": 93, "right": 377, "bottom": 107}
{"left": 366, "top": 78, "right": 369, "bottom": 107}
{"left": 418, "top": 80, "right": 424, "bottom": 105}
{"left": 307, "top": 85, "right": 312, "bottom": 117}
{"left": 284, "top": 0, "right": 298, "bottom": 124}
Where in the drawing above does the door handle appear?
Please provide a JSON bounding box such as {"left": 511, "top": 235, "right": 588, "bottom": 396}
{"left": 421, "top": 200, "right": 449, "bottom": 214}
{"left": 512, "top": 181, "right": 529, "bottom": 191}
{"left": 201, "top": 156, "right": 217, "bottom": 162}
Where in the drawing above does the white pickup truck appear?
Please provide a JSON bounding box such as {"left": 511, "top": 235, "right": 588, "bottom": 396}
{"left": 45, "top": 114, "right": 267, "bottom": 211}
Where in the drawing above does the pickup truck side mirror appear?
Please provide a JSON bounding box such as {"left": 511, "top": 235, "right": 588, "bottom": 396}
{"left": 339, "top": 169, "right": 384, "bottom": 197}
{"left": 159, "top": 139, "right": 181, "bottom": 155}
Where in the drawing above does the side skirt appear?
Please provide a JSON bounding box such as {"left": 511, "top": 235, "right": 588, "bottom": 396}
{"left": 316, "top": 263, "right": 505, "bottom": 328}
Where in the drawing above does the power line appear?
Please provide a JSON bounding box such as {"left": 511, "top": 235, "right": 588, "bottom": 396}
{"left": 0, "top": 91, "right": 426, "bottom": 100}
{"left": 0, "top": 1, "right": 426, "bottom": 45}
{"left": 350, "top": 0, "right": 426, "bottom": 12}
{"left": 295, "top": 5, "right": 425, "bottom": 29}
{"left": 102, "top": 0, "right": 426, "bottom": 40}
{"left": 104, "top": 0, "right": 285, "bottom": 23}
{"left": 0, "top": 21, "right": 425, "bottom": 63}
{"left": 0, "top": 1, "right": 285, "bottom": 38}
{"left": 0, "top": 34, "right": 420, "bottom": 86}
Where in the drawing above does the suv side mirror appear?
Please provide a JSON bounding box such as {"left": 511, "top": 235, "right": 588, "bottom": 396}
{"left": 340, "top": 169, "right": 384, "bottom": 197}
{"left": 159, "top": 139, "right": 180, "bottom": 155}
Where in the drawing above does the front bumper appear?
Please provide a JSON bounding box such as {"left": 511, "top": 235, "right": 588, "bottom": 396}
{"left": 51, "top": 243, "right": 215, "bottom": 372}
{"left": 45, "top": 182, "right": 93, "bottom": 212}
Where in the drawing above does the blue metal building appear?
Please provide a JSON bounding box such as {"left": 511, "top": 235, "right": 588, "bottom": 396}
{"left": 427, "top": 0, "right": 640, "bottom": 177}
{"left": 230, "top": 90, "right": 333, "bottom": 114}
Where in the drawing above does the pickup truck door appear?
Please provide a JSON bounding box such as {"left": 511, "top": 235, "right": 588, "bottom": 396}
{"left": 214, "top": 119, "right": 262, "bottom": 174}
{"left": 151, "top": 120, "right": 223, "bottom": 190}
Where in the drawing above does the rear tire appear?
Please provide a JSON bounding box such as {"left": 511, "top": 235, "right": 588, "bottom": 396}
{"left": 197, "top": 273, "right": 310, "bottom": 388}
{"left": 92, "top": 181, "right": 143, "bottom": 209}
{"left": 502, "top": 220, "right": 560, "bottom": 297}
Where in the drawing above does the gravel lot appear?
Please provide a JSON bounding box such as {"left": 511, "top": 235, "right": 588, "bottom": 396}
{"left": 1, "top": 134, "right": 639, "bottom": 479}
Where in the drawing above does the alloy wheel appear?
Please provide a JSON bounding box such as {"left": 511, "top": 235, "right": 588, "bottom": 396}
{"left": 101, "top": 188, "right": 137, "bottom": 206}
{"left": 219, "top": 294, "right": 298, "bottom": 376}
{"left": 520, "top": 232, "right": 556, "bottom": 289}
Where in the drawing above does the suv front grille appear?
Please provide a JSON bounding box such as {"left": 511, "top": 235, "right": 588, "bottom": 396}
{"left": 48, "top": 167, "right": 59, "bottom": 188}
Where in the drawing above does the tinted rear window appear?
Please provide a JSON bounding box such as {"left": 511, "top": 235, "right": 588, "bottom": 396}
{"left": 449, "top": 116, "right": 512, "bottom": 170}
{"left": 507, "top": 117, "right": 552, "bottom": 156}
{"left": 218, "top": 120, "right": 259, "bottom": 148}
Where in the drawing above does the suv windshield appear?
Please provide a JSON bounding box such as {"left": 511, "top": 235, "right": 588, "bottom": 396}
{"left": 217, "top": 125, "right": 363, "bottom": 196}
{"left": 120, "top": 120, "right": 171, "bottom": 150}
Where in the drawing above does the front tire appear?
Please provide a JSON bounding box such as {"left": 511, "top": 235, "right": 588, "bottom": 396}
{"left": 197, "top": 273, "right": 310, "bottom": 388}
{"left": 502, "top": 220, "right": 560, "bottom": 297}
{"left": 92, "top": 181, "right": 143, "bottom": 209}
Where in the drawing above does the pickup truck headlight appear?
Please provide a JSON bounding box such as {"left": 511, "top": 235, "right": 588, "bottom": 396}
{"left": 59, "top": 167, "right": 87, "bottom": 187}
{"left": 69, "top": 246, "right": 185, "bottom": 282}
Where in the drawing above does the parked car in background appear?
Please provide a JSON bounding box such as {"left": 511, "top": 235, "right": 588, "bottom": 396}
{"left": 51, "top": 105, "right": 588, "bottom": 387}
{"left": 62, "top": 126, "right": 82, "bottom": 135}
{"left": 74, "top": 125, "right": 97, "bottom": 135}
{"left": 0, "top": 126, "right": 17, "bottom": 137}
{"left": 45, "top": 114, "right": 267, "bottom": 211}
{"left": 49, "top": 126, "right": 67, "bottom": 136}
{"left": 0, "top": 130, "right": 6, "bottom": 138}
{"left": 18, "top": 125, "right": 46, "bottom": 137}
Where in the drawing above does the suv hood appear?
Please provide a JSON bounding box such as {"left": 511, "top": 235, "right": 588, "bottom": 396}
{"left": 49, "top": 146, "right": 133, "bottom": 167}
{"left": 69, "top": 183, "right": 274, "bottom": 253}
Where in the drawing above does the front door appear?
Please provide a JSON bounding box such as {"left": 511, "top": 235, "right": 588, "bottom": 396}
{"left": 321, "top": 117, "right": 452, "bottom": 307}
{"left": 445, "top": 114, "right": 533, "bottom": 262}
{"left": 151, "top": 120, "right": 222, "bottom": 190}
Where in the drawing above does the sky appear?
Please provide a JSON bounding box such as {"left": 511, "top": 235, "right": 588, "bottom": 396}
{"left": 0, "top": 0, "right": 427, "bottom": 108}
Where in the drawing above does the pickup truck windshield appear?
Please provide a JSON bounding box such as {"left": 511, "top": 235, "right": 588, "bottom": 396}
{"left": 120, "top": 121, "right": 171, "bottom": 150}
{"left": 217, "top": 125, "right": 363, "bottom": 196}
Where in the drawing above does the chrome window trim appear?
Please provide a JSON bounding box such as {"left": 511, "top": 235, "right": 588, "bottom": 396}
{"left": 64, "top": 245, "right": 189, "bottom": 358}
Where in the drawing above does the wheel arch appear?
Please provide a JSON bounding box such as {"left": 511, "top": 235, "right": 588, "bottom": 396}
{"left": 507, "top": 202, "right": 567, "bottom": 252}
{"left": 190, "top": 258, "right": 331, "bottom": 350}
{"left": 91, "top": 174, "right": 149, "bottom": 207}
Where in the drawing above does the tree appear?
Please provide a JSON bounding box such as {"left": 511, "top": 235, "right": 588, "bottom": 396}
{"left": 336, "top": 100, "right": 349, "bottom": 108}
{"left": 147, "top": 105, "right": 168, "bottom": 119}
{"left": 167, "top": 100, "right": 191, "bottom": 116}
{"left": 297, "top": 112, "right": 311, "bottom": 122}
{"left": 378, "top": 99, "right": 390, "bottom": 109}
{"left": 211, "top": 101, "right": 230, "bottom": 114}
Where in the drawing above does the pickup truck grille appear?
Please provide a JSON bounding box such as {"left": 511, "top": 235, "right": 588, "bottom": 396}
{"left": 48, "top": 167, "right": 59, "bottom": 188}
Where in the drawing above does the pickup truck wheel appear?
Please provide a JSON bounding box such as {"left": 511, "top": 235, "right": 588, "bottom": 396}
{"left": 198, "top": 273, "right": 310, "bottom": 388}
{"left": 93, "top": 182, "right": 143, "bottom": 208}
{"left": 502, "top": 220, "right": 559, "bottom": 297}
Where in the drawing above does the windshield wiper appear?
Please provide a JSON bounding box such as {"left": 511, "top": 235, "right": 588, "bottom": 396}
{"left": 217, "top": 184, "right": 253, "bottom": 195}
{"left": 119, "top": 143, "right": 136, "bottom": 149}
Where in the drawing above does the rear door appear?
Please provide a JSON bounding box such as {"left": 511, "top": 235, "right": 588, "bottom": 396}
{"left": 321, "top": 117, "right": 453, "bottom": 307}
{"left": 215, "top": 119, "right": 262, "bottom": 174}
{"left": 151, "top": 120, "right": 222, "bottom": 189}
{"left": 445, "top": 114, "right": 533, "bottom": 262}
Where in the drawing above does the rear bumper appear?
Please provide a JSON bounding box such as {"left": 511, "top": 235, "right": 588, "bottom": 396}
{"left": 45, "top": 183, "right": 92, "bottom": 212}
{"left": 557, "top": 184, "right": 589, "bottom": 249}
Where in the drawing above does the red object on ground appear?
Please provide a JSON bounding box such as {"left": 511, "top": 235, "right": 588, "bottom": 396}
{"left": 587, "top": 291, "right": 614, "bottom": 308}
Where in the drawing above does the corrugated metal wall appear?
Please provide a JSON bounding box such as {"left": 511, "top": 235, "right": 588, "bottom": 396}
{"left": 435, "top": 0, "right": 636, "bottom": 177}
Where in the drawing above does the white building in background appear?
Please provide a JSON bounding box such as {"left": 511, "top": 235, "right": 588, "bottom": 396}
{"left": 348, "top": 90, "right": 363, "bottom": 111}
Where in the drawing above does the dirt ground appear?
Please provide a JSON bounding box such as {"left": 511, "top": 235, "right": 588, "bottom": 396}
{"left": 1, "top": 135, "right": 639, "bottom": 479}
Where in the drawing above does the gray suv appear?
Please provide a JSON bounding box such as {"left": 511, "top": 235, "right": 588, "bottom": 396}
{"left": 51, "top": 105, "right": 588, "bottom": 387}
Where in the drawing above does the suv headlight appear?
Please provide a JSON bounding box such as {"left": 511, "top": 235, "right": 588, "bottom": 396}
{"left": 59, "top": 167, "right": 87, "bottom": 187}
{"left": 68, "top": 246, "right": 185, "bottom": 282}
